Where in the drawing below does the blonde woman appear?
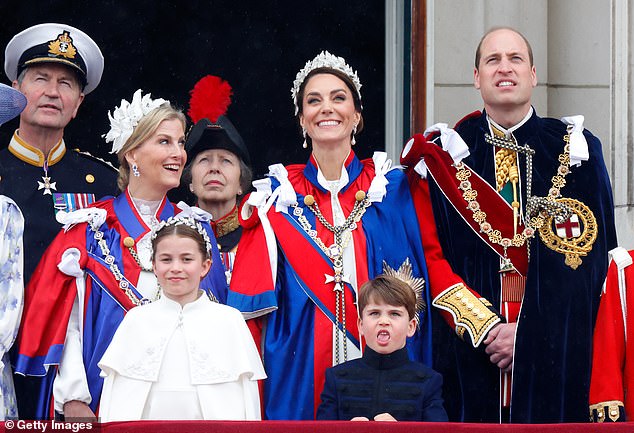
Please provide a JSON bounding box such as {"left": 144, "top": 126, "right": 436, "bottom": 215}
{"left": 15, "top": 90, "right": 226, "bottom": 419}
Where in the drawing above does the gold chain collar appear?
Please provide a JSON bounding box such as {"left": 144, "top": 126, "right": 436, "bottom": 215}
{"left": 292, "top": 189, "right": 371, "bottom": 364}
{"left": 456, "top": 132, "right": 573, "bottom": 260}
{"left": 92, "top": 229, "right": 156, "bottom": 306}
{"left": 293, "top": 190, "right": 370, "bottom": 261}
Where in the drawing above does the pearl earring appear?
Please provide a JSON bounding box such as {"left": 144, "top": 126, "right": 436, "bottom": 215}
{"left": 351, "top": 125, "right": 358, "bottom": 146}
{"left": 302, "top": 127, "right": 308, "bottom": 149}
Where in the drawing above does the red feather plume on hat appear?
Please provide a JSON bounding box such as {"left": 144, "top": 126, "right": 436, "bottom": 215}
{"left": 188, "top": 75, "right": 233, "bottom": 124}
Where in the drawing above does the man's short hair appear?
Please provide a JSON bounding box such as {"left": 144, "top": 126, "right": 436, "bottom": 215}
{"left": 474, "top": 26, "right": 534, "bottom": 69}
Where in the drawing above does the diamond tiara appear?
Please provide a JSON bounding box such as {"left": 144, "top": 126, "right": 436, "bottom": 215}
{"left": 151, "top": 215, "right": 212, "bottom": 255}
{"left": 291, "top": 51, "right": 362, "bottom": 115}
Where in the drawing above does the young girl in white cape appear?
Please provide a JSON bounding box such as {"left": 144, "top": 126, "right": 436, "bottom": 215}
{"left": 98, "top": 216, "right": 265, "bottom": 421}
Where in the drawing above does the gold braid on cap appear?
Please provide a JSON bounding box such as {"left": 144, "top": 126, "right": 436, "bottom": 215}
{"left": 291, "top": 51, "right": 362, "bottom": 115}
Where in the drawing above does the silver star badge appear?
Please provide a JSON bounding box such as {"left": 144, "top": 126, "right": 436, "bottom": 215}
{"left": 37, "top": 176, "right": 57, "bottom": 195}
{"left": 325, "top": 272, "right": 351, "bottom": 293}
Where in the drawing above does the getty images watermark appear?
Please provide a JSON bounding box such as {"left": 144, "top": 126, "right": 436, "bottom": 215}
{"left": 4, "top": 420, "right": 97, "bottom": 432}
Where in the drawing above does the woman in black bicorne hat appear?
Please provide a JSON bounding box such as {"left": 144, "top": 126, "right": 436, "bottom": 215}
{"left": 184, "top": 76, "right": 253, "bottom": 284}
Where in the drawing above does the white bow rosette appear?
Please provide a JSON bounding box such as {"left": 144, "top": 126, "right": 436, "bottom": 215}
{"left": 367, "top": 152, "right": 395, "bottom": 203}
{"left": 56, "top": 207, "right": 108, "bottom": 232}
{"left": 402, "top": 123, "right": 470, "bottom": 179}
{"left": 103, "top": 89, "right": 168, "bottom": 154}
{"left": 560, "top": 115, "right": 589, "bottom": 167}
{"left": 176, "top": 201, "right": 212, "bottom": 222}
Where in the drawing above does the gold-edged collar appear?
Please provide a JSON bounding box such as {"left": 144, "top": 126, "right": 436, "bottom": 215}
{"left": 213, "top": 206, "right": 240, "bottom": 238}
{"left": 8, "top": 130, "right": 66, "bottom": 167}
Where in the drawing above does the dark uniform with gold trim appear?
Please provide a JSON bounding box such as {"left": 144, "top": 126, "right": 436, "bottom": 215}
{"left": 0, "top": 133, "right": 118, "bottom": 282}
{"left": 3, "top": 22, "right": 117, "bottom": 420}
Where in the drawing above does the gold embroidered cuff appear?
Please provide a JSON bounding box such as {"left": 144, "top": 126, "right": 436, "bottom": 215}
{"left": 480, "top": 298, "right": 493, "bottom": 307}
{"left": 589, "top": 401, "right": 624, "bottom": 422}
{"left": 432, "top": 283, "right": 500, "bottom": 347}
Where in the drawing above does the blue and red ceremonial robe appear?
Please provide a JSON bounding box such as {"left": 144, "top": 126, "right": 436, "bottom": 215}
{"left": 15, "top": 191, "right": 227, "bottom": 418}
{"left": 228, "top": 151, "right": 433, "bottom": 420}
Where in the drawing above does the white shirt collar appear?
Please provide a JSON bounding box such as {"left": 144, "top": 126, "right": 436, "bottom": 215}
{"left": 487, "top": 106, "right": 534, "bottom": 137}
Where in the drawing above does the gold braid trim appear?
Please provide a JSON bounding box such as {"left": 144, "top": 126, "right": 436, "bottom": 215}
{"left": 432, "top": 283, "right": 500, "bottom": 347}
{"left": 215, "top": 206, "right": 240, "bottom": 238}
{"left": 495, "top": 147, "right": 517, "bottom": 191}
{"left": 589, "top": 400, "right": 624, "bottom": 422}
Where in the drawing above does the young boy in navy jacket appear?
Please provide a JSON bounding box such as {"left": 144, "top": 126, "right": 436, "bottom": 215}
{"left": 316, "top": 274, "right": 447, "bottom": 421}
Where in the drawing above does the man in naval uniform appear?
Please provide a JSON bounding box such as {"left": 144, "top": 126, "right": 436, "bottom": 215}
{"left": 401, "top": 27, "right": 617, "bottom": 423}
{"left": 1, "top": 23, "right": 117, "bottom": 283}
{"left": 2, "top": 23, "right": 118, "bottom": 419}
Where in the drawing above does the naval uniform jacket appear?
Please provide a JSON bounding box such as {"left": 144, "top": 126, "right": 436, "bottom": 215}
{"left": 0, "top": 132, "right": 118, "bottom": 283}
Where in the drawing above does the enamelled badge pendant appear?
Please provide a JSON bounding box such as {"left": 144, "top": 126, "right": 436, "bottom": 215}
{"left": 536, "top": 133, "right": 598, "bottom": 269}
{"left": 483, "top": 128, "right": 598, "bottom": 270}
{"left": 499, "top": 251, "right": 515, "bottom": 273}
{"left": 538, "top": 198, "right": 597, "bottom": 270}
{"left": 324, "top": 244, "right": 351, "bottom": 293}
{"left": 38, "top": 159, "right": 57, "bottom": 195}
